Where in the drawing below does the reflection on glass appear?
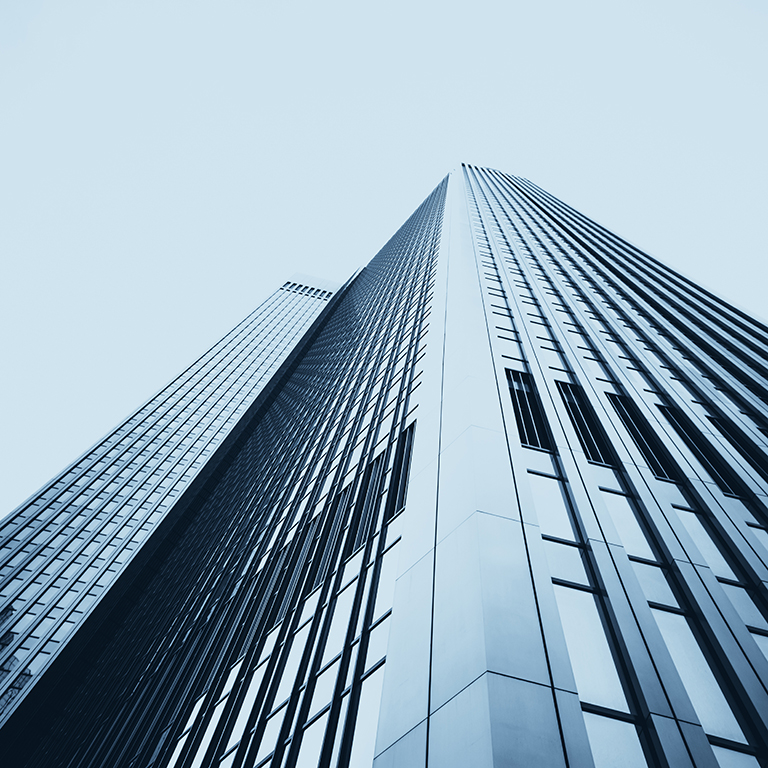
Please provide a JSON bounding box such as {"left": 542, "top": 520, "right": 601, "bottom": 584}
{"left": 226, "top": 662, "right": 267, "bottom": 751}
{"left": 347, "top": 665, "right": 385, "bottom": 767}
{"left": 543, "top": 540, "right": 589, "bottom": 585}
{"left": 600, "top": 492, "right": 655, "bottom": 560}
{"left": 373, "top": 545, "right": 400, "bottom": 621}
{"left": 294, "top": 711, "right": 329, "bottom": 768}
{"left": 255, "top": 704, "right": 286, "bottom": 764}
{"left": 582, "top": 713, "right": 647, "bottom": 768}
{"left": 528, "top": 473, "right": 575, "bottom": 540}
{"left": 711, "top": 746, "right": 762, "bottom": 768}
{"left": 750, "top": 633, "right": 768, "bottom": 663}
{"left": 365, "top": 618, "right": 390, "bottom": 671}
{"left": 323, "top": 586, "right": 355, "bottom": 666}
{"left": 720, "top": 584, "right": 768, "bottom": 631}
{"left": 652, "top": 609, "right": 744, "bottom": 742}
{"left": 309, "top": 660, "right": 339, "bottom": 720}
{"left": 274, "top": 623, "right": 310, "bottom": 705}
{"left": 675, "top": 509, "right": 735, "bottom": 579}
{"left": 553, "top": 586, "right": 629, "bottom": 712}
{"left": 631, "top": 562, "right": 678, "bottom": 608}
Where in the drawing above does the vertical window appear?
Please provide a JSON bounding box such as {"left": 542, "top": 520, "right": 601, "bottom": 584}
{"left": 600, "top": 491, "right": 656, "bottom": 561}
{"left": 506, "top": 370, "right": 553, "bottom": 451}
{"left": 606, "top": 393, "right": 680, "bottom": 482}
{"left": 383, "top": 424, "right": 415, "bottom": 522}
{"left": 314, "top": 485, "right": 352, "bottom": 588}
{"left": 557, "top": 381, "right": 616, "bottom": 465}
{"left": 527, "top": 471, "right": 576, "bottom": 540}
{"left": 553, "top": 586, "right": 629, "bottom": 712}
{"left": 708, "top": 415, "right": 768, "bottom": 485}
{"left": 652, "top": 609, "right": 745, "bottom": 743}
{"left": 348, "top": 455, "right": 385, "bottom": 554}
{"left": 658, "top": 405, "right": 742, "bottom": 496}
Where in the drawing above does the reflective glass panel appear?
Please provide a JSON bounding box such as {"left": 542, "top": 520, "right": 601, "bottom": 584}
{"left": 601, "top": 492, "right": 655, "bottom": 560}
{"left": 528, "top": 473, "right": 575, "bottom": 540}
{"left": 347, "top": 665, "right": 385, "bottom": 767}
{"left": 543, "top": 540, "right": 590, "bottom": 585}
{"left": 295, "top": 712, "right": 328, "bottom": 768}
{"left": 720, "top": 584, "right": 768, "bottom": 631}
{"left": 652, "top": 609, "right": 744, "bottom": 742}
{"left": 631, "top": 562, "right": 678, "bottom": 608}
{"left": 583, "top": 713, "right": 647, "bottom": 768}
{"left": 711, "top": 746, "right": 762, "bottom": 768}
{"left": 675, "top": 509, "right": 736, "bottom": 579}
{"left": 554, "top": 586, "right": 628, "bottom": 711}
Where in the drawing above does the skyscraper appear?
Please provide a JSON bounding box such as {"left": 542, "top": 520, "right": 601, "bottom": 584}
{"left": 2, "top": 165, "right": 768, "bottom": 767}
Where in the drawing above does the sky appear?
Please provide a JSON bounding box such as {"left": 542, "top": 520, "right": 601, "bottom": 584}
{"left": 1, "top": 0, "right": 766, "bottom": 515}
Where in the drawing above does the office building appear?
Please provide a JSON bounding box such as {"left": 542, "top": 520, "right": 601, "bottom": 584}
{"left": 2, "top": 166, "right": 768, "bottom": 767}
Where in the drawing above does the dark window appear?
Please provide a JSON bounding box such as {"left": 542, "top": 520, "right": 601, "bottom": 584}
{"left": 658, "top": 405, "right": 742, "bottom": 497}
{"left": 384, "top": 424, "right": 415, "bottom": 522}
{"left": 708, "top": 416, "right": 768, "bottom": 484}
{"left": 557, "top": 381, "right": 616, "bottom": 465}
{"left": 606, "top": 393, "right": 680, "bottom": 482}
{"left": 506, "top": 370, "right": 553, "bottom": 451}
{"left": 348, "top": 455, "right": 385, "bottom": 553}
{"left": 314, "top": 484, "right": 352, "bottom": 588}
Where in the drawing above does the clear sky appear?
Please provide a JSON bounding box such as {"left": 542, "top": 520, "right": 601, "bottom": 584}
{"left": 1, "top": 0, "right": 766, "bottom": 515}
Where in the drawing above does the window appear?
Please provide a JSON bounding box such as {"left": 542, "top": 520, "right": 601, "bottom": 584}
{"left": 348, "top": 456, "right": 385, "bottom": 554}
{"left": 507, "top": 370, "right": 553, "bottom": 451}
{"left": 383, "top": 424, "right": 415, "bottom": 522}
{"left": 557, "top": 381, "right": 616, "bottom": 465}
{"left": 606, "top": 393, "right": 679, "bottom": 482}
{"left": 658, "top": 405, "right": 742, "bottom": 496}
{"left": 708, "top": 416, "right": 768, "bottom": 485}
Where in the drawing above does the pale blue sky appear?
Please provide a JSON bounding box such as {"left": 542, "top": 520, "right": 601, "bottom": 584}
{"left": 2, "top": 0, "right": 766, "bottom": 513}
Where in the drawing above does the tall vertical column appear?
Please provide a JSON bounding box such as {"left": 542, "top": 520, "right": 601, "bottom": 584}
{"left": 374, "top": 171, "right": 573, "bottom": 767}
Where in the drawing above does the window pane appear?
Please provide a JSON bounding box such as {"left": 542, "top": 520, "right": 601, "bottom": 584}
{"left": 719, "top": 584, "right": 768, "bottom": 631}
{"left": 750, "top": 632, "right": 768, "bottom": 663}
{"left": 601, "top": 492, "right": 655, "bottom": 560}
{"left": 675, "top": 509, "right": 735, "bottom": 580}
{"left": 347, "top": 665, "right": 386, "bottom": 767}
{"left": 582, "top": 713, "right": 647, "bottom": 768}
{"left": 528, "top": 473, "right": 575, "bottom": 540}
{"left": 553, "top": 586, "right": 628, "bottom": 712}
{"left": 711, "top": 746, "right": 761, "bottom": 768}
{"left": 295, "top": 711, "right": 328, "bottom": 768}
{"left": 323, "top": 584, "right": 355, "bottom": 665}
{"left": 255, "top": 705, "right": 286, "bottom": 764}
{"left": 365, "top": 617, "right": 390, "bottom": 671}
{"left": 652, "top": 609, "right": 744, "bottom": 742}
{"left": 543, "top": 540, "right": 589, "bottom": 586}
{"left": 631, "top": 562, "right": 678, "bottom": 608}
{"left": 309, "top": 660, "right": 339, "bottom": 720}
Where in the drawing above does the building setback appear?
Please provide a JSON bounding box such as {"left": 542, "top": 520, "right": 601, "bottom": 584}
{"left": 2, "top": 166, "right": 768, "bottom": 767}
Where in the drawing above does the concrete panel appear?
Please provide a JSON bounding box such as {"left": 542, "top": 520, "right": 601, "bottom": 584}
{"left": 428, "top": 675, "right": 494, "bottom": 768}
{"left": 373, "top": 720, "right": 427, "bottom": 768}
{"left": 374, "top": 552, "right": 434, "bottom": 756}
{"left": 487, "top": 673, "right": 567, "bottom": 768}
{"left": 437, "top": 426, "right": 519, "bottom": 542}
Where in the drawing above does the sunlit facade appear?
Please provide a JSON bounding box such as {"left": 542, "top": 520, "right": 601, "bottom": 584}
{"left": 2, "top": 166, "right": 768, "bottom": 767}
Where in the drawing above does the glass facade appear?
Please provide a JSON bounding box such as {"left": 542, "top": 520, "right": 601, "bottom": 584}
{"left": 2, "top": 166, "right": 768, "bottom": 767}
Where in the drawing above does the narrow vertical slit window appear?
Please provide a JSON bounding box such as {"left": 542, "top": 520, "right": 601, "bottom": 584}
{"left": 347, "top": 455, "right": 385, "bottom": 555}
{"left": 708, "top": 415, "right": 768, "bottom": 484}
{"left": 506, "top": 370, "right": 553, "bottom": 451}
{"left": 606, "top": 393, "right": 680, "bottom": 482}
{"left": 383, "top": 424, "right": 415, "bottom": 523}
{"left": 314, "top": 485, "right": 352, "bottom": 588}
{"left": 557, "top": 381, "right": 616, "bottom": 465}
{"left": 658, "top": 405, "right": 743, "bottom": 496}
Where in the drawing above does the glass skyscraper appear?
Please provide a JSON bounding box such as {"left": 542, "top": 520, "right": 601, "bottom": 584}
{"left": 2, "top": 166, "right": 768, "bottom": 767}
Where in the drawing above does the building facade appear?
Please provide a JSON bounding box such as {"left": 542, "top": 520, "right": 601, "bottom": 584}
{"left": 2, "top": 166, "right": 768, "bottom": 767}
